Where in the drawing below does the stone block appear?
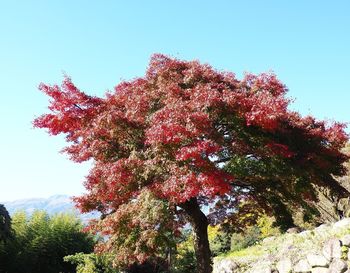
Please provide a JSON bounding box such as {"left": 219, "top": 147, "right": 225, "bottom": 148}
{"left": 341, "top": 234, "right": 350, "bottom": 247}
{"left": 329, "top": 259, "right": 347, "bottom": 273}
{"left": 294, "top": 259, "right": 312, "bottom": 272}
{"left": 311, "top": 267, "right": 329, "bottom": 273}
{"left": 322, "top": 239, "right": 342, "bottom": 260}
{"left": 213, "top": 259, "right": 238, "bottom": 273}
{"left": 306, "top": 254, "right": 329, "bottom": 267}
{"left": 276, "top": 258, "right": 292, "bottom": 273}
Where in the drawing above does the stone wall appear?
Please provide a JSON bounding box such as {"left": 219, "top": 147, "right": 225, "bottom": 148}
{"left": 213, "top": 218, "right": 350, "bottom": 273}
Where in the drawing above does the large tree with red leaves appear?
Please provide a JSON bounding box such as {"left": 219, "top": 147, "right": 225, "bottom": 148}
{"left": 34, "top": 54, "right": 349, "bottom": 273}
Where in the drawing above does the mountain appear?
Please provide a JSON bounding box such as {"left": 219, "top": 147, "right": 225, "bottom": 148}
{"left": 2, "top": 194, "right": 99, "bottom": 223}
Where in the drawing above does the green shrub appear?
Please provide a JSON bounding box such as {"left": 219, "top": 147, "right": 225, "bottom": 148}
{"left": 172, "top": 249, "right": 196, "bottom": 273}
{"left": 208, "top": 225, "right": 231, "bottom": 256}
{"left": 171, "top": 230, "right": 196, "bottom": 273}
{"left": 64, "top": 253, "right": 118, "bottom": 273}
{"left": 230, "top": 226, "right": 261, "bottom": 252}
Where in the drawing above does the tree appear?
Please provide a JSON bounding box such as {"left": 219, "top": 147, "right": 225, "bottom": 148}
{"left": 338, "top": 143, "right": 350, "bottom": 188}
{"left": 8, "top": 211, "right": 95, "bottom": 273}
{"left": 0, "top": 204, "right": 12, "bottom": 273}
{"left": 34, "top": 54, "right": 349, "bottom": 273}
{"left": 0, "top": 204, "right": 11, "bottom": 242}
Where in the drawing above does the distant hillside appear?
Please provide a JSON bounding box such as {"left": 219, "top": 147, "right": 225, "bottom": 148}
{"left": 2, "top": 194, "right": 99, "bottom": 223}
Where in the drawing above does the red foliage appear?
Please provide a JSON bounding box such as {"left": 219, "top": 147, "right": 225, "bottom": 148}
{"left": 266, "top": 142, "right": 295, "bottom": 158}
{"left": 89, "top": 190, "right": 177, "bottom": 267}
{"left": 34, "top": 53, "right": 349, "bottom": 207}
{"left": 34, "top": 54, "right": 349, "bottom": 265}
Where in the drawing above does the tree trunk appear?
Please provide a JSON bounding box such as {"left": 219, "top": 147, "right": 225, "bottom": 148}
{"left": 179, "top": 198, "right": 212, "bottom": 273}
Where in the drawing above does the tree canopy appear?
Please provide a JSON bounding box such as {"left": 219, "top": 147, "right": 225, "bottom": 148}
{"left": 0, "top": 204, "right": 11, "bottom": 242}
{"left": 34, "top": 54, "right": 349, "bottom": 273}
{"left": 1, "top": 211, "right": 95, "bottom": 273}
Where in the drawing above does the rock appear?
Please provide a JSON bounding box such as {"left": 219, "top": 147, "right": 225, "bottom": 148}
{"left": 333, "top": 218, "right": 350, "bottom": 229}
{"left": 213, "top": 259, "right": 238, "bottom": 273}
{"left": 276, "top": 258, "right": 292, "bottom": 273}
{"left": 249, "top": 266, "right": 271, "bottom": 273}
{"left": 249, "top": 261, "right": 273, "bottom": 273}
{"left": 316, "top": 223, "right": 330, "bottom": 229}
{"left": 287, "top": 227, "right": 303, "bottom": 234}
{"left": 311, "top": 267, "right": 329, "bottom": 273}
{"left": 262, "top": 236, "right": 276, "bottom": 244}
{"left": 341, "top": 234, "right": 350, "bottom": 246}
{"left": 299, "top": 230, "right": 312, "bottom": 237}
{"left": 322, "top": 239, "right": 342, "bottom": 260}
{"left": 314, "top": 224, "right": 330, "bottom": 235}
{"left": 329, "top": 259, "right": 347, "bottom": 273}
{"left": 306, "top": 254, "right": 329, "bottom": 267}
{"left": 294, "top": 259, "right": 312, "bottom": 272}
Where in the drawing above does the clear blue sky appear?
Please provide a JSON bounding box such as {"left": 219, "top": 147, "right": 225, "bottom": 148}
{"left": 0, "top": 1, "right": 349, "bottom": 201}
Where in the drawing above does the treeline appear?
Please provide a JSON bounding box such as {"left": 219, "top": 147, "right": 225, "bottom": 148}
{"left": 60, "top": 214, "right": 282, "bottom": 273}
{"left": 0, "top": 202, "right": 283, "bottom": 273}
{"left": 2, "top": 199, "right": 347, "bottom": 273}
{"left": 0, "top": 205, "right": 94, "bottom": 273}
